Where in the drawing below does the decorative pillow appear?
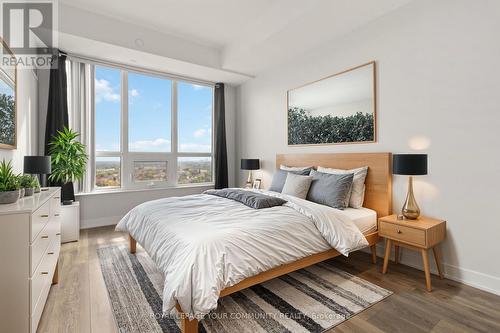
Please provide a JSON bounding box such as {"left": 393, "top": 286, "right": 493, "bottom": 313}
{"left": 317, "top": 166, "right": 368, "bottom": 208}
{"left": 281, "top": 173, "right": 313, "bottom": 199}
{"left": 280, "top": 165, "right": 313, "bottom": 172}
{"left": 306, "top": 170, "right": 354, "bottom": 209}
{"left": 269, "top": 168, "right": 312, "bottom": 193}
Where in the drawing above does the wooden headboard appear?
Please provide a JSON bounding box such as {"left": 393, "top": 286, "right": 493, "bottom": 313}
{"left": 276, "top": 153, "right": 392, "bottom": 217}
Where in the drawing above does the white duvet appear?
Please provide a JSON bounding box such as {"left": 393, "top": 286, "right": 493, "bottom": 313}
{"left": 115, "top": 189, "right": 368, "bottom": 318}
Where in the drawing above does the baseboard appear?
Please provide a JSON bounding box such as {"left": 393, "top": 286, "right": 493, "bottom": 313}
{"left": 366, "top": 243, "right": 500, "bottom": 296}
{"left": 81, "top": 215, "right": 122, "bottom": 229}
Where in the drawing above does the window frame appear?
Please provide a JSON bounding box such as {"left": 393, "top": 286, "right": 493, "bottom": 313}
{"left": 91, "top": 62, "right": 215, "bottom": 192}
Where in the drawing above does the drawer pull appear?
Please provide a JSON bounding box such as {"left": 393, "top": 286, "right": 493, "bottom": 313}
{"left": 48, "top": 252, "right": 55, "bottom": 255}
{"left": 54, "top": 197, "right": 60, "bottom": 199}
{"left": 40, "top": 214, "right": 49, "bottom": 218}
{"left": 397, "top": 229, "right": 402, "bottom": 234}
{"left": 54, "top": 214, "right": 60, "bottom": 216}
{"left": 56, "top": 232, "right": 61, "bottom": 236}
{"left": 41, "top": 235, "right": 49, "bottom": 239}
{"left": 41, "top": 272, "right": 49, "bottom": 275}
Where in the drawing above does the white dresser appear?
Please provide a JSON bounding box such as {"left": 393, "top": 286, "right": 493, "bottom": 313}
{"left": 0, "top": 188, "right": 61, "bottom": 333}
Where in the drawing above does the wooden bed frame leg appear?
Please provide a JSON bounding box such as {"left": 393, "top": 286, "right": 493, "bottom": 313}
{"left": 129, "top": 234, "right": 136, "bottom": 254}
{"left": 370, "top": 244, "right": 377, "bottom": 264}
{"left": 180, "top": 316, "right": 199, "bottom": 333}
{"left": 176, "top": 303, "right": 199, "bottom": 333}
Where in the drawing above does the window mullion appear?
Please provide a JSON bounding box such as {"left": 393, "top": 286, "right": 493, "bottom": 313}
{"left": 171, "top": 81, "right": 178, "bottom": 186}
{"left": 121, "top": 70, "right": 129, "bottom": 189}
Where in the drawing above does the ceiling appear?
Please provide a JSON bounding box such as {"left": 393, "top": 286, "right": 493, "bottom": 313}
{"left": 59, "top": 0, "right": 414, "bottom": 80}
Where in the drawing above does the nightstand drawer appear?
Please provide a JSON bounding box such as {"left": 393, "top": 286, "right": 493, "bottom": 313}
{"left": 379, "top": 221, "right": 425, "bottom": 246}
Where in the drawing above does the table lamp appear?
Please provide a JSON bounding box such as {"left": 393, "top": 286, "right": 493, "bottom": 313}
{"left": 24, "top": 156, "right": 52, "bottom": 189}
{"left": 393, "top": 154, "right": 428, "bottom": 220}
{"left": 241, "top": 159, "right": 260, "bottom": 188}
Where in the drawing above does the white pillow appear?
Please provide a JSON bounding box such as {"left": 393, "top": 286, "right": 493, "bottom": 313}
{"left": 317, "top": 166, "right": 368, "bottom": 208}
{"left": 280, "top": 164, "right": 313, "bottom": 172}
{"left": 281, "top": 173, "right": 313, "bottom": 200}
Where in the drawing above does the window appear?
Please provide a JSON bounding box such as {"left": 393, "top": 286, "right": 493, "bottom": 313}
{"left": 94, "top": 66, "right": 121, "bottom": 188}
{"left": 133, "top": 161, "right": 168, "bottom": 182}
{"left": 177, "top": 157, "right": 212, "bottom": 184}
{"left": 92, "top": 64, "right": 213, "bottom": 191}
{"left": 128, "top": 73, "right": 172, "bottom": 152}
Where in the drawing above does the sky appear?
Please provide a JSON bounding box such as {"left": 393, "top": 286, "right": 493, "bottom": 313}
{"left": 95, "top": 66, "right": 212, "bottom": 153}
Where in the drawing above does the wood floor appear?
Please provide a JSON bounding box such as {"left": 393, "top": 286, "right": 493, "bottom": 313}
{"left": 38, "top": 226, "right": 500, "bottom": 333}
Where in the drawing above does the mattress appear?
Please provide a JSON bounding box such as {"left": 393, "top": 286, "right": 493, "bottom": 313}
{"left": 342, "top": 207, "right": 377, "bottom": 234}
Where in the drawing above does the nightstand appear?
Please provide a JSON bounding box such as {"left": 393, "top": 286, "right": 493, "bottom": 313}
{"left": 379, "top": 214, "right": 446, "bottom": 291}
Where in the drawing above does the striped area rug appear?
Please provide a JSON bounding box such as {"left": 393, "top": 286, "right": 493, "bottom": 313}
{"left": 97, "top": 245, "right": 391, "bottom": 333}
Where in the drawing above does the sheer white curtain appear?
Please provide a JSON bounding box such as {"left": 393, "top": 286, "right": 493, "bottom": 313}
{"left": 66, "top": 60, "right": 94, "bottom": 193}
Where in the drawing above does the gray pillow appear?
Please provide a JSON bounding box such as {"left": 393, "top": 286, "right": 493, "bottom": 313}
{"left": 281, "top": 173, "right": 313, "bottom": 199}
{"left": 205, "top": 189, "right": 287, "bottom": 209}
{"left": 269, "top": 168, "right": 312, "bottom": 192}
{"left": 306, "top": 170, "right": 354, "bottom": 209}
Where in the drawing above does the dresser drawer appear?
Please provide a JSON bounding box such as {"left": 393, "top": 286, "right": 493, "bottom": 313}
{"left": 31, "top": 215, "right": 61, "bottom": 275}
{"left": 51, "top": 194, "right": 61, "bottom": 217}
{"left": 379, "top": 221, "right": 426, "bottom": 247}
{"left": 31, "top": 200, "right": 51, "bottom": 242}
{"left": 31, "top": 224, "right": 51, "bottom": 275}
{"left": 31, "top": 239, "right": 59, "bottom": 328}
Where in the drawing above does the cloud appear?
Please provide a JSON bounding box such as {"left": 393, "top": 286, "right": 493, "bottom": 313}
{"left": 192, "top": 84, "right": 206, "bottom": 90}
{"left": 129, "top": 138, "right": 171, "bottom": 151}
{"left": 193, "top": 128, "right": 208, "bottom": 138}
{"left": 129, "top": 89, "right": 139, "bottom": 97}
{"left": 179, "top": 143, "right": 211, "bottom": 152}
{"left": 95, "top": 79, "right": 120, "bottom": 103}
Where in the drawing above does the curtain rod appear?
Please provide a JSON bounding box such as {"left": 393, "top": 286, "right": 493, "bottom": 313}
{"left": 64, "top": 51, "right": 216, "bottom": 87}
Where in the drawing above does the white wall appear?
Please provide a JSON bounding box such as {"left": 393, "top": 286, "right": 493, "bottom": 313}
{"left": 0, "top": 69, "right": 38, "bottom": 172}
{"left": 236, "top": 0, "right": 500, "bottom": 295}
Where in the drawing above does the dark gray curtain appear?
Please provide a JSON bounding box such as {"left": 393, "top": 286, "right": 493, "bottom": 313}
{"left": 214, "top": 83, "right": 228, "bottom": 189}
{"left": 44, "top": 52, "right": 68, "bottom": 155}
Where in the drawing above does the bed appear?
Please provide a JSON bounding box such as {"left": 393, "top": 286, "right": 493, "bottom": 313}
{"left": 118, "top": 152, "right": 392, "bottom": 333}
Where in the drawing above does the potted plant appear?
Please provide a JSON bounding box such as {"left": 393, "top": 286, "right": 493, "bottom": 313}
{"left": 0, "top": 159, "right": 21, "bottom": 204}
{"left": 48, "top": 127, "right": 88, "bottom": 204}
{"left": 20, "top": 174, "right": 38, "bottom": 197}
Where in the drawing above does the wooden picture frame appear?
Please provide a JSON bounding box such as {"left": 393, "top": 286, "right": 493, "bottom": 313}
{"left": 0, "top": 37, "right": 17, "bottom": 150}
{"left": 287, "top": 61, "right": 376, "bottom": 146}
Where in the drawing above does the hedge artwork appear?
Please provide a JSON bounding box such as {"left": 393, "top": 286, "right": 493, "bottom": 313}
{"left": 288, "top": 107, "right": 374, "bottom": 145}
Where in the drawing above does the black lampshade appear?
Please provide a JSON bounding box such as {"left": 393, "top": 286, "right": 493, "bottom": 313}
{"left": 24, "top": 156, "right": 52, "bottom": 174}
{"left": 241, "top": 159, "right": 260, "bottom": 170}
{"left": 393, "top": 154, "right": 427, "bottom": 175}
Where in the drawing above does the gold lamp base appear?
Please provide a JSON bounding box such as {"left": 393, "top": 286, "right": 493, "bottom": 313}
{"left": 402, "top": 176, "right": 420, "bottom": 220}
{"left": 245, "top": 171, "right": 253, "bottom": 188}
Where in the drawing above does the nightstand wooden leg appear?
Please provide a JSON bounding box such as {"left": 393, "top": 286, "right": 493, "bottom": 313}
{"left": 370, "top": 244, "right": 377, "bottom": 264}
{"left": 382, "top": 239, "right": 391, "bottom": 274}
{"left": 433, "top": 246, "right": 443, "bottom": 279}
{"left": 394, "top": 245, "right": 400, "bottom": 264}
{"left": 421, "top": 249, "right": 432, "bottom": 291}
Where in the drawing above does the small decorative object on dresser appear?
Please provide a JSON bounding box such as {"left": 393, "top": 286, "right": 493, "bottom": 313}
{"left": 379, "top": 214, "right": 446, "bottom": 291}
{"left": 252, "top": 178, "right": 261, "bottom": 189}
{"left": 240, "top": 158, "right": 260, "bottom": 188}
{"left": 60, "top": 201, "right": 80, "bottom": 243}
{"left": 0, "top": 187, "right": 61, "bottom": 332}
{"left": 393, "top": 154, "right": 428, "bottom": 219}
